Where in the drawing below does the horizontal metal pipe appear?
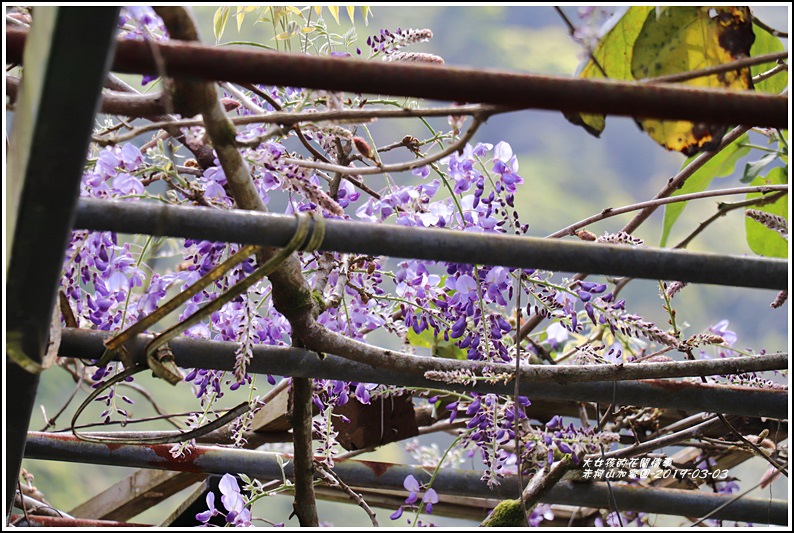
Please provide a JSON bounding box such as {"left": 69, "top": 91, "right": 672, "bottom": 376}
{"left": 10, "top": 514, "right": 150, "bottom": 528}
{"left": 60, "top": 329, "right": 787, "bottom": 419}
{"left": 75, "top": 199, "right": 788, "bottom": 290}
{"left": 24, "top": 432, "right": 787, "bottom": 525}
{"left": 5, "top": 29, "right": 788, "bottom": 128}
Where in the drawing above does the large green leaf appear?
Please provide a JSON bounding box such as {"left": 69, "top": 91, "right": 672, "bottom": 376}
{"left": 745, "top": 166, "right": 788, "bottom": 258}
{"left": 750, "top": 19, "right": 788, "bottom": 94}
{"left": 660, "top": 133, "right": 750, "bottom": 246}
{"left": 741, "top": 151, "right": 778, "bottom": 183}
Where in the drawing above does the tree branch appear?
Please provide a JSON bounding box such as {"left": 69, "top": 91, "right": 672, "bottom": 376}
{"left": 59, "top": 328, "right": 788, "bottom": 419}
{"left": 290, "top": 376, "right": 319, "bottom": 526}
{"left": 282, "top": 113, "right": 486, "bottom": 176}
{"left": 90, "top": 103, "right": 492, "bottom": 145}
{"left": 548, "top": 185, "right": 788, "bottom": 238}
{"left": 673, "top": 191, "right": 787, "bottom": 250}
{"left": 639, "top": 51, "right": 789, "bottom": 84}
{"left": 6, "top": 75, "right": 169, "bottom": 118}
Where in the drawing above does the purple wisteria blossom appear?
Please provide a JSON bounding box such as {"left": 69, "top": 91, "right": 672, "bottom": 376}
{"left": 196, "top": 474, "right": 252, "bottom": 526}
{"left": 390, "top": 474, "right": 440, "bottom": 521}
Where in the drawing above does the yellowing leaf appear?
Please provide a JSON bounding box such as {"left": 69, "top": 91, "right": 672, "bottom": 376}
{"left": 631, "top": 7, "right": 755, "bottom": 155}
{"left": 235, "top": 6, "right": 258, "bottom": 32}
{"left": 275, "top": 29, "right": 298, "bottom": 41}
{"left": 347, "top": 5, "right": 356, "bottom": 24}
{"left": 565, "top": 6, "right": 653, "bottom": 137}
{"left": 360, "top": 6, "right": 372, "bottom": 26}
{"left": 269, "top": 6, "right": 292, "bottom": 25}
{"left": 327, "top": 6, "right": 340, "bottom": 24}
{"left": 213, "top": 6, "right": 230, "bottom": 41}
{"left": 568, "top": 7, "right": 758, "bottom": 156}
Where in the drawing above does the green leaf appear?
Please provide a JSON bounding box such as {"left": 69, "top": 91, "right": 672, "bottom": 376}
{"left": 741, "top": 152, "right": 778, "bottom": 183}
{"left": 660, "top": 133, "right": 750, "bottom": 246}
{"left": 406, "top": 328, "right": 467, "bottom": 360}
{"left": 213, "top": 7, "right": 230, "bottom": 42}
{"left": 745, "top": 166, "right": 788, "bottom": 258}
{"left": 750, "top": 20, "right": 788, "bottom": 94}
{"left": 406, "top": 328, "right": 434, "bottom": 350}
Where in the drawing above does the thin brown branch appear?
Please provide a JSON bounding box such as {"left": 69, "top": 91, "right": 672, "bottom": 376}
{"left": 226, "top": 82, "right": 331, "bottom": 162}
{"left": 623, "top": 125, "right": 752, "bottom": 235}
{"left": 548, "top": 185, "right": 788, "bottom": 238}
{"left": 295, "top": 310, "right": 787, "bottom": 383}
{"left": 521, "top": 456, "right": 574, "bottom": 512}
{"left": 689, "top": 475, "right": 784, "bottom": 526}
{"left": 555, "top": 6, "right": 608, "bottom": 78}
{"left": 314, "top": 462, "right": 379, "bottom": 527}
{"left": 220, "top": 81, "right": 262, "bottom": 115}
{"left": 752, "top": 16, "right": 788, "bottom": 39}
{"left": 716, "top": 413, "right": 788, "bottom": 477}
{"left": 38, "top": 372, "right": 85, "bottom": 432}
{"left": 518, "top": 124, "right": 752, "bottom": 341}
{"left": 753, "top": 62, "right": 789, "bottom": 85}
{"left": 282, "top": 114, "right": 486, "bottom": 176}
{"left": 91, "top": 103, "right": 491, "bottom": 145}
{"left": 673, "top": 191, "right": 787, "bottom": 249}
{"left": 6, "top": 75, "right": 168, "bottom": 118}
{"left": 601, "top": 415, "right": 721, "bottom": 459}
{"left": 639, "top": 51, "right": 789, "bottom": 84}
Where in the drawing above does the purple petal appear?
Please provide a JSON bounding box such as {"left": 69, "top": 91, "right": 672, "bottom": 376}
{"left": 403, "top": 474, "right": 420, "bottom": 492}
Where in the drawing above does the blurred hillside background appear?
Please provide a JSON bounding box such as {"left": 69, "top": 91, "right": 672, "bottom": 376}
{"left": 18, "top": 5, "right": 789, "bottom": 527}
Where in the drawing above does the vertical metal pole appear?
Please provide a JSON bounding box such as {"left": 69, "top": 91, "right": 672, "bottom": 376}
{"left": 5, "top": 6, "right": 119, "bottom": 518}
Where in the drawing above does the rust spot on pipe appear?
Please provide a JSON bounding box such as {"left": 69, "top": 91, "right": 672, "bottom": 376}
{"left": 352, "top": 459, "right": 398, "bottom": 478}
{"left": 148, "top": 443, "right": 206, "bottom": 472}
